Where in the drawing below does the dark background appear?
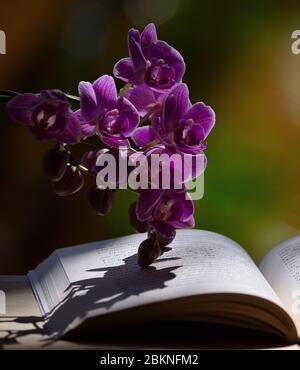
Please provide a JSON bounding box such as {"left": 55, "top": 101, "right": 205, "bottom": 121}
{"left": 0, "top": 0, "right": 300, "bottom": 273}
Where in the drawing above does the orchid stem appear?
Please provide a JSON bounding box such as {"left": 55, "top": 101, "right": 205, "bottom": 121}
{"left": 78, "top": 164, "right": 96, "bottom": 178}
{"left": 128, "top": 147, "right": 139, "bottom": 154}
{"left": 140, "top": 104, "right": 160, "bottom": 126}
{"left": 0, "top": 89, "right": 18, "bottom": 97}
{"left": 64, "top": 144, "right": 96, "bottom": 178}
{"left": 79, "top": 140, "right": 99, "bottom": 149}
{"left": 141, "top": 139, "right": 160, "bottom": 152}
{"left": 118, "top": 83, "right": 132, "bottom": 97}
{"left": 0, "top": 89, "right": 80, "bottom": 104}
{"left": 66, "top": 94, "right": 80, "bottom": 103}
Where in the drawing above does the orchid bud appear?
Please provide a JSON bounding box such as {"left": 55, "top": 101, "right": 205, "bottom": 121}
{"left": 129, "top": 202, "right": 149, "bottom": 233}
{"left": 137, "top": 237, "right": 161, "bottom": 269}
{"left": 43, "top": 148, "right": 69, "bottom": 181}
{"left": 54, "top": 166, "right": 84, "bottom": 196}
{"left": 151, "top": 229, "right": 176, "bottom": 250}
{"left": 87, "top": 185, "right": 115, "bottom": 216}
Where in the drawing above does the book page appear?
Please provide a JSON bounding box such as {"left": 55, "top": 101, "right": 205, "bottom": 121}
{"left": 260, "top": 236, "right": 300, "bottom": 336}
{"left": 29, "top": 229, "right": 285, "bottom": 338}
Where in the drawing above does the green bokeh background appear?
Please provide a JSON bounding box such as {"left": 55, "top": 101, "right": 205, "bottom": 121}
{"left": 0, "top": 0, "right": 300, "bottom": 272}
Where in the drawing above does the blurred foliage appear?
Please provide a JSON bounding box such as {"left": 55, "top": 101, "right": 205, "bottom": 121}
{"left": 0, "top": 0, "right": 300, "bottom": 272}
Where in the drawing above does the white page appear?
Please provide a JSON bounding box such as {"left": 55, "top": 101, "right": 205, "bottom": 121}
{"left": 260, "top": 235, "right": 300, "bottom": 334}
{"left": 28, "top": 229, "right": 295, "bottom": 339}
{"left": 58, "top": 230, "right": 281, "bottom": 306}
{"left": 30, "top": 229, "right": 284, "bottom": 334}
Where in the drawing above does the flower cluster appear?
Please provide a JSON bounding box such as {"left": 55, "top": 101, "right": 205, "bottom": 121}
{"left": 3, "top": 24, "right": 215, "bottom": 268}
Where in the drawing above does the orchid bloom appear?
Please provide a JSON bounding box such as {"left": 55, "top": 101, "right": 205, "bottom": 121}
{"left": 152, "top": 83, "right": 215, "bottom": 155}
{"left": 77, "top": 75, "right": 139, "bottom": 148}
{"left": 135, "top": 189, "right": 195, "bottom": 239}
{"left": 114, "top": 23, "right": 185, "bottom": 92}
{"left": 6, "top": 90, "right": 81, "bottom": 144}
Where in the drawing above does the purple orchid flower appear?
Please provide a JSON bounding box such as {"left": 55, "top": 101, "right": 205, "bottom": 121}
{"left": 132, "top": 128, "right": 207, "bottom": 183}
{"left": 77, "top": 75, "right": 139, "bottom": 148}
{"left": 152, "top": 83, "right": 216, "bottom": 155}
{"left": 81, "top": 148, "right": 133, "bottom": 189}
{"left": 6, "top": 90, "right": 81, "bottom": 144}
{"left": 135, "top": 189, "right": 195, "bottom": 238}
{"left": 125, "top": 85, "right": 163, "bottom": 117}
{"left": 114, "top": 23, "right": 185, "bottom": 92}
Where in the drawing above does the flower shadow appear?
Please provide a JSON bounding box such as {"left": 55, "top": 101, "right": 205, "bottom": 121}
{"left": 0, "top": 316, "right": 46, "bottom": 347}
{"left": 43, "top": 250, "right": 182, "bottom": 339}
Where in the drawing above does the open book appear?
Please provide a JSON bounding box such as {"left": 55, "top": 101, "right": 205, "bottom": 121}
{"left": 28, "top": 230, "right": 300, "bottom": 343}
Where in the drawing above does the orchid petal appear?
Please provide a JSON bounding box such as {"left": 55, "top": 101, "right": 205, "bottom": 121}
{"left": 150, "top": 40, "right": 186, "bottom": 83}
{"left": 93, "top": 75, "right": 117, "bottom": 111}
{"left": 162, "top": 93, "right": 177, "bottom": 135}
{"left": 128, "top": 29, "right": 147, "bottom": 72}
{"left": 55, "top": 111, "right": 82, "bottom": 144}
{"left": 136, "top": 190, "right": 164, "bottom": 222}
{"left": 170, "top": 83, "right": 191, "bottom": 118}
{"left": 99, "top": 133, "right": 129, "bottom": 148}
{"left": 125, "top": 85, "right": 157, "bottom": 116}
{"left": 132, "top": 126, "right": 156, "bottom": 148}
{"left": 184, "top": 102, "right": 216, "bottom": 139}
{"left": 117, "top": 97, "right": 140, "bottom": 136}
{"left": 141, "top": 23, "right": 158, "bottom": 58}
{"left": 78, "top": 81, "right": 98, "bottom": 122}
{"left": 113, "top": 58, "right": 144, "bottom": 85}
{"left": 6, "top": 93, "right": 37, "bottom": 126}
{"left": 75, "top": 110, "right": 97, "bottom": 137}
